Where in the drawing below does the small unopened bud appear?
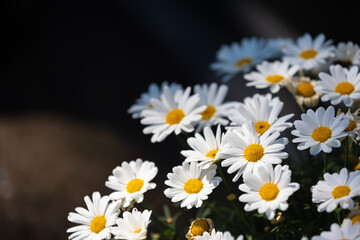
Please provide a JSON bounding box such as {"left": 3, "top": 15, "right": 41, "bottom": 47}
{"left": 166, "top": 217, "right": 173, "bottom": 224}
{"left": 264, "top": 226, "right": 271, "bottom": 233}
{"left": 226, "top": 193, "right": 237, "bottom": 201}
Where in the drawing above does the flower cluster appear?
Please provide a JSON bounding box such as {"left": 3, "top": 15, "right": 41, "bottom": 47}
{"left": 67, "top": 33, "right": 360, "bottom": 240}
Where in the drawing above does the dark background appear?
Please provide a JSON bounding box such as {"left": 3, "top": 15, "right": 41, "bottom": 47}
{"left": 1, "top": 0, "right": 359, "bottom": 239}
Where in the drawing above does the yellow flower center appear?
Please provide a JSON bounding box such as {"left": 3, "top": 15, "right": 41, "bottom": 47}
{"left": 206, "top": 149, "right": 219, "bottom": 159}
{"left": 312, "top": 126, "right": 332, "bottom": 143}
{"left": 259, "top": 183, "right": 280, "bottom": 201}
{"left": 296, "top": 82, "right": 315, "bottom": 97}
{"left": 244, "top": 144, "right": 264, "bottom": 162}
{"left": 332, "top": 185, "right": 351, "bottom": 199}
{"left": 166, "top": 109, "right": 185, "bottom": 125}
{"left": 201, "top": 105, "right": 216, "bottom": 120}
{"left": 134, "top": 228, "right": 142, "bottom": 233}
{"left": 235, "top": 58, "right": 252, "bottom": 67}
{"left": 148, "top": 103, "right": 153, "bottom": 109}
{"left": 190, "top": 219, "right": 210, "bottom": 236}
{"left": 265, "top": 74, "right": 285, "bottom": 84}
{"left": 126, "top": 178, "right": 144, "bottom": 193}
{"left": 335, "top": 82, "right": 355, "bottom": 95}
{"left": 351, "top": 214, "right": 360, "bottom": 224}
{"left": 354, "top": 162, "right": 360, "bottom": 171}
{"left": 90, "top": 216, "right": 107, "bottom": 234}
{"left": 345, "top": 119, "right": 357, "bottom": 132}
{"left": 254, "top": 121, "right": 271, "bottom": 134}
{"left": 300, "top": 49, "right": 318, "bottom": 59}
{"left": 184, "top": 178, "right": 203, "bottom": 194}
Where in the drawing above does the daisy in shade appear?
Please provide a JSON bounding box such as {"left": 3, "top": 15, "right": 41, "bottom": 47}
{"left": 315, "top": 64, "right": 360, "bottom": 107}
{"left": 194, "top": 83, "right": 235, "bottom": 131}
{"left": 195, "top": 229, "right": 242, "bottom": 240}
{"left": 181, "top": 125, "right": 224, "bottom": 169}
{"left": 311, "top": 168, "right": 360, "bottom": 213}
{"left": 105, "top": 159, "right": 158, "bottom": 207}
{"left": 312, "top": 219, "right": 360, "bottom": 240}
{"left": 210, "top": 37, "right": 274, "bottom": 82}
{"left": 287, "top": 77, "right": 322, "bottom": 110}
{"left": 337, "top": 108, "right": 360, "bottom": 142}
{"left": 291, "top": 106, "right": 350, "bottom": 155}
{"left": 164, "top": 162, "right": 222, "bottom": 209}
{"left": 228, "top": 93, "right": 294, "bottom": 135}
{"left": 67, "top": 192, "right": 122, "bottom": 240}
{"left": 282, "top": 33, "right": 335, "bottom": 71}
{"left": 334, "top": 41, "right": 360, "bottom": 66}
{"left": 349, "top": 205, "right": 360, "bottom": 224}
{"left": 219, "top": 122, "right": 289, "bottom": 182}
{"left": 266, "top": 37, "right": 294, "bottom": 59}
{"left": 239, "top": 164, "right": 299, "bottom": 220}
{"left": 186, "top": 218, "right": 214, "bottom": 240}
{"left": 111, "top": 208, "right": 151, "bottom": 240}
{"left": 244, "top": 61, "right": 299, "bottom": 94}
{"left": 141, "top": 86, "right": 206, "bottom": 143}
{"left": 128, "top": 81, "right": 182, "bottom": 119}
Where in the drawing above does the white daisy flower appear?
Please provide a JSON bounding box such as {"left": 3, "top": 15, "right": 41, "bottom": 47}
{"left": 164, "top": 162, "right": 222, "bottom": 209}
{"left": 111, "top": 208, "right": 151, "bottom": 240}
{"left": 337, "top": 108, "right": 360, "bottom": 141}
{"left": 287, "top": 76, "right": 322, "bottom": 110}
{"left": 210, "top": 37, "right": 274, "bottom": 82}
{"left": 128, "top": 81, "right": 182, "bottom": 119}
{"left": 349, "top": 205, "right": 360, "bottom": 225}
{"left": 244, "top": 61, "right": 299, "bottom": 93}
{"left": 266, "top": 37, "right": 294, "bottom": 59}
{"left": 228, "top": 93, "right": 294, "bottom": 135}
{"left": 105, "top": 159, "right": 158, "bottom": 207}
{"left": 195, "top": 229, "right": 238, "bottom": 240}
{"left": 283, "top": 33, "right": 335, "bottom": 70}
{"left": 311, "top": 219, "right": 360, "bottom": 240}
{"left": 186, "top": 218, "right": 214, "bottom": 240}
{"left": 194, "top": 83, "right": 235, "bottom": 131}
{"left": 334, "top": 41, "right": 360, "bottom": 66}
{"left": 181, "top": 125, "right": 224, "bottom": 169}
{"left": 67, "top": 192, "right": 121, "bottom": 240}
{"left": 239, "top": 164, "right": 299, "bottom": 220}
{"left": 315, "top": 64, "right": 360, "bottom": 107}
{"left": 141, "top": 86, "right": 206, "bottom": 143}
{"left": 219, "top": 122, "right": 289, "bottom": 182}
{"left": 291, "top": 106, "right": 350, "bottom": 155}
{"left": 311, "top": 168, "right": 360, "bottom": 212}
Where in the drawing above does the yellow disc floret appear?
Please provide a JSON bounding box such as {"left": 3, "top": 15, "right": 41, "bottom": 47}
{"left": 184, "top": 178, "right": 204, "bottom": 194}
{"left": 351, "top": 214, "right": 360, "bottom": 224}
{"left": 201, "top": 105, "right": 216, "bottom": 120}
{"left": 332, "top": 185, "right": 351, "bottom": 199}
{"left": 345, "top": 119, "right": 357, "bottom": 132}
{"left": 312, "top": 126, "right": 332, "bottom": 143}
{"left": 244, "top": 144, "right": 264, "bottom": 162}
{"left": 126, "top": 178, "right": 144, "bottom": 193}
{"left": 235, "top": 58, "right": 252, "bottom": 67}
{"left": 254, "top": 121, "right": 271, "bottom": 134}
{"left": 190, "top": 219, "right": 210, "bottom": 236}
{"left": 296, "top": 82, "right": 316, "bottom": 97}
{"left": 206, "top": 149, "right": 219, "bottom": 159}
{"left": 335, "top": 82, "right": 355, "bottom": 95}
{"left": 300, "top": 49, "right": 318, "bottom": 59}
{"left": 166, "top": 109, "right": 185, "bottom": 124}
{"left": 259, "top": 183, "right": 280, "bottom": 201}
{"left": 265, "top": 74, "right": 285, "bottom": 84}
{"left": 90, "top": 216, "right": 107, "bottom": 233}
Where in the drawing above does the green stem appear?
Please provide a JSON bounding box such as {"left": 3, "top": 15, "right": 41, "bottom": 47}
{"left": 204, "top": 201, "right": 234, "bottom": 226}
{"left": 323, "top": 153, "right": 327, "bottom": 174}
{"left": 216, "top": 163, "right": 232, "bottom": 193}
{"left": 345, "top": 137, "right": 349, "bottom": 169}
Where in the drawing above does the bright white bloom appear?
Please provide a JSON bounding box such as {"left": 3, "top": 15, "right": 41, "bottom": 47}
{"left": 311, "top": 168, "right": 360, "bottom": 212}
{"left": 266, "top": 37, "right": 294, "bottom": 58}
{"left": 67, "top": 192, "right": 121, "bottom": 240}
{"left": 283, "top": 33, "right": 335, "bottom": 70}
{"left": 111, "top": 208, "right": 151, "bottom": 240}
{"left": 244, "top": 61, "right": 299, "bottom": 93}
{"left": 239, "top": 164, "right": 299, "bottom": 220}
{"left": 105, "top": 159, "right": 158, "bottom": 207}
{"left": 141, "top": 86, "right": 206, "bottom": 143}
{"left": 195, "top": 229, "right": 239, "bottom": 240}
{"left": 292, "top": 106, "right": 349, "bottom": 155}
{"left": 228, "top": 93, "right": 293, "bottom": 135}
{"left": 164, "top": 162, "right": 222, "bottom": 209}
{"left": 219, "top": 122, "right": 289, "bottom": 182}
{"left": 312, "top": 219, "right": 360, "bottom": 240}
{"left": 194, "top": 83, "right": 235, "bottom": 131}
{"left": 181, "top": 125, "right": 224, "bottom": 169}
{"left": 335, "top": 41, "right": 360, "bottom": 66}
{"left": 210, "top": 37, "right": 274, "bottom": 82}
{"left": 128, "top": 81, "right": 182, "bottom": 119}
{"left": 315, "top": 64, "right": 360, "bottom": 107}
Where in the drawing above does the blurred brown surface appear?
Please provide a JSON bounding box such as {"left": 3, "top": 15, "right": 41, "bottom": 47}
{"left": 0, "top": 112, "right": 163, "bottom": 239}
